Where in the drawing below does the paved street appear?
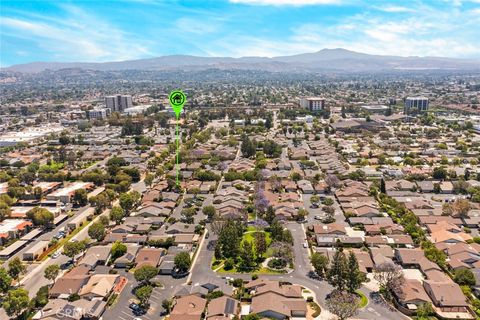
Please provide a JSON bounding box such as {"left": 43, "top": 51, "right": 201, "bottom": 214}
{"left": 189, "top": 221, "right": 409, "bottom": 320}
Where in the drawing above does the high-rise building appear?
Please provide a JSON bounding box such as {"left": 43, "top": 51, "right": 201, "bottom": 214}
{"left": 404, "top": 97, "right": 429, "bottom": 114}
{"left": 105, "top": 95, "right": 133, "bottom": 112}
{"left": 299, "top": 97, "right": 325, "bottom": 111}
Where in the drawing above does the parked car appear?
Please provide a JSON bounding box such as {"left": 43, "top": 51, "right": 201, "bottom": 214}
{"left": 60, "top": 260, "right": 73, "bottom": 269}
{"left": 52, "top": 251, "right": 61, "bottom": 259}
{"left": 129, "top": 303, "right": 142, "bottom": 312}
{"left": 314, "top": 215, "right": 322, "bottom": 220}
{"left": 303, "top": 242, "right": 308, "bottom": 248}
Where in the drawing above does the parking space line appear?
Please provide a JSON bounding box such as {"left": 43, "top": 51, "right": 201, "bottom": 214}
{"left": 121, "top": 310, "right": 133, "bottom": 318}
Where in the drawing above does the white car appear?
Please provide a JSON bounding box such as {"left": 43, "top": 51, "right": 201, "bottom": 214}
{"left": 303, "top": 243, "right": 308, "bottom": 248}
{"left": 52, "top": 251, "right": 61, "bottom": 259}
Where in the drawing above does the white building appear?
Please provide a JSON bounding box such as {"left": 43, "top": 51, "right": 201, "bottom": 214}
{"left": 105, "top": 95, "right": 133, "bottom": 112}
{"left": 299, "top": 97, "right": 325, "bottom": 111}
{"left": 124, "top": 105, "right": 151, "bottom": 115}
{"left": 359, "top": 105, "right": 389, "bottom": 113}
{"left": 88, "top": 108, "right": 109, "bottom": 120}
{"left": 404, "top": 97, "right": 429, "bottom": 114}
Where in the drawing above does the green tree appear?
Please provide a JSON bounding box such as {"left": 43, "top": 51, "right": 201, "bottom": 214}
{"left": 0, "top": 201, "right": 11, "bottom": 220}
{"left": 111, "top": 241, "right": 127, "bottom": 261}
{"left": 32, "top": 285, "right": 49, "bottom": 308}
{"left": 119, "top": 191, "right": 141, "bottom": 212}
{"left": 63, "top": 240, "right": 87, "bottom": 259}
{"left": 144, "top": 173, "right": 155, "bottom": 186}
{"left": 432, "top": 167, "right": 447, "bottom": 180}
{"left": 454, "top": 269, "right": 476, "bottom": 286}
{"left": 416, "top": 302, "right": 434, "bottom": 319}
{"left": 135, "top": 285, "right": 152, "bottom": 307}
{"left": 241, "top": 136, "right": 256, "bottom": 158}
{"left": 73, "top": 189, "right": 88, "bottom": 207}
{"left": 253, "top": 232, "right": 267, "bottom": 257}
{"left": 174, "top": 252, "right": 192, "bottom": 273}
{"left": 2, "top": 288, "right": 30, "bottom": 318}
{"left": 217, "top": 220, "right": 242, "bottom": 258}
{"left": 162, "top": 299, "right": 173, "bottom": 313}
{"left": 26, "top": 207, "right": 54, "bottom": 228}
{"left": 311, "top": 252, "right": 329, "bottom": 278}
{"left": 109, "top": 206, "right": 125, "bottom": 224}
{"left": 270, "top": 219, "right": 284, "bottom": 242}
{"left": 88, "top": 221, "right": 106, "bottom": 241}
{"left": 239, "top": 241, "right": 256, "bottom": 271}
{"left": 325, "top": 290, "right": 359, "bottom": 320}
{"left": 89, "top": 194, "right": 110, "bottom": 214}
{"left": 134, "top": 265, "right": 158, "bottom": 284}
{"left": 327, "top": 251, "right": 348, "bottom": 291}
{"left": 346, "top": 251, "right": 363, "bottom": 292}
{"left": 202, "top": 205, "right": 216, "bottom": 220}
{"left": 44, "top": 264, "right": 60, "bottom": 283}
{"left": 8, "top": 257, "right": 26, "bottom": 280}
{"left": 0, "top": 266, "right": 12, "bottom": 294}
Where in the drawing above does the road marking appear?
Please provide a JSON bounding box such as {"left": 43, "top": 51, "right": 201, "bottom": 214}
{"left": 121, "top": 310, "right": 133, "bottom": 318}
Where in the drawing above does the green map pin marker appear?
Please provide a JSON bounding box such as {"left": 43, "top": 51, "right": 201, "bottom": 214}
{"left": 169, "top": 90, "right": 186, "bottom": 119}
{"left": 169, "top": 90, "right": 186, "bottom": 187}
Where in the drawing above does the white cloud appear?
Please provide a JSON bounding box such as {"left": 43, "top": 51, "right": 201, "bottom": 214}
{"left": 0, "top": 5, "right": 153, "bottom": 62}
{"left": 375, "top": 5, "right": 415, "bottom": 13}
{"left": 206, "top": 4, "right": 480, "bottom": 59}
{"left": 229, "top": 0, "right": 341, "bottom": 6}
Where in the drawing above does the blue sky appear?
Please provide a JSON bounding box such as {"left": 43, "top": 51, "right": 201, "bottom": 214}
{"left": 1, "top": 0, "right": 480, "bottom": 67}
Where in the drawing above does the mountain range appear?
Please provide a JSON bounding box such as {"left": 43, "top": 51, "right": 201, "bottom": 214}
{"left": 4, "top": 48, "right": 480, "bottom": 73}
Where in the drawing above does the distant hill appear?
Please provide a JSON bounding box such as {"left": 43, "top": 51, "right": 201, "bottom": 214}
{"left": 4, "top": 48, "right": 480, "bottom": 73}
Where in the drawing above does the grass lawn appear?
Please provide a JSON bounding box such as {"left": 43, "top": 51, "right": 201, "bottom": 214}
{"left": 308, "top": 301, "right": 321, "bottom": 318}
{"left": 355, "top": 290, "right": 369, "bottom": 308}
{"left": 243, "top": 226, "right": 272, "bottom": 246}
{"left": 211, "top": 226, "right": 282, "bottom": 274}
{"left": 216, "top": 265, "right": 285, "bottom": 274}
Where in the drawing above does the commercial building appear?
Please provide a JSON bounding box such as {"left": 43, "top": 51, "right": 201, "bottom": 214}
{"left": 299, "top": 97, "right": 325, "bottom": 111}
{"left": 404, "top": 97, "right": 429, "bottom": 114}
{"left": 359, "top": 105, "right": 390, "bottom": 113}
{"left": 105, "top": 95, "right": 133, "bottom": 112}
{"left": 23, "top": 240, "right": 49, "bottom": 261}
{"left": 123, "top": 104, "right": 150, "bottom": 115}
{"left": 46, "top": 182, "right": 94, "bottom": 203}
{"left": 0, "top": 219, "right": 33, "bottom": 244}
{"left": 88, "top": 108, "right": 110, "bottom": 120}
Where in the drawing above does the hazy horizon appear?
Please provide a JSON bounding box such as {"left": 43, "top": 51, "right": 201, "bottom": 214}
{"left": 1, "top": 0, "right": 480, "bottom": 68}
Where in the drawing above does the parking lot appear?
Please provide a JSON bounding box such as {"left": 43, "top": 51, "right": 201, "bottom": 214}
{"left": 105, "top": 270, "right": 185, "bottom": 320}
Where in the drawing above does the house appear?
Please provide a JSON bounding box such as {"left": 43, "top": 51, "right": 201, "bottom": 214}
{"left": 114, "top": 244, "right": 140, "bottom": 268}
{"left": 79, "top": 274, "right": 120, "bottom": 300}
{"left": 423, "top": 280, "right": 473, "bottom": 317}
{"left": 34, "top": 298, "right": 107, "bottom": 320}
{"left": 393, "top": 279, "right": 431, "bottom": 313}
{"left": 135, "top": 247, "right": 164, "bottom": 268}
{"left": 46, "top": 182, "right": 94, "bottom": 203}
{"left": 158, "top": 254, "right": 176, "bottom": 275}
{"left": 249, "top": 280, "right": 307, "bottom": 320}
{"left": 166, "top": 222, "right": 196, "bottom": 234}
{"left": 206, "top": 296, "right": 239, "bottom": 319}
{"left": 80, "top": 245, "right": 111, "bottom": 268}
{"left": 49, "top": 274, "right": 90, "bottom": 299}
{"left": 170, "top": 294, "right": 207, "bottom": 320}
